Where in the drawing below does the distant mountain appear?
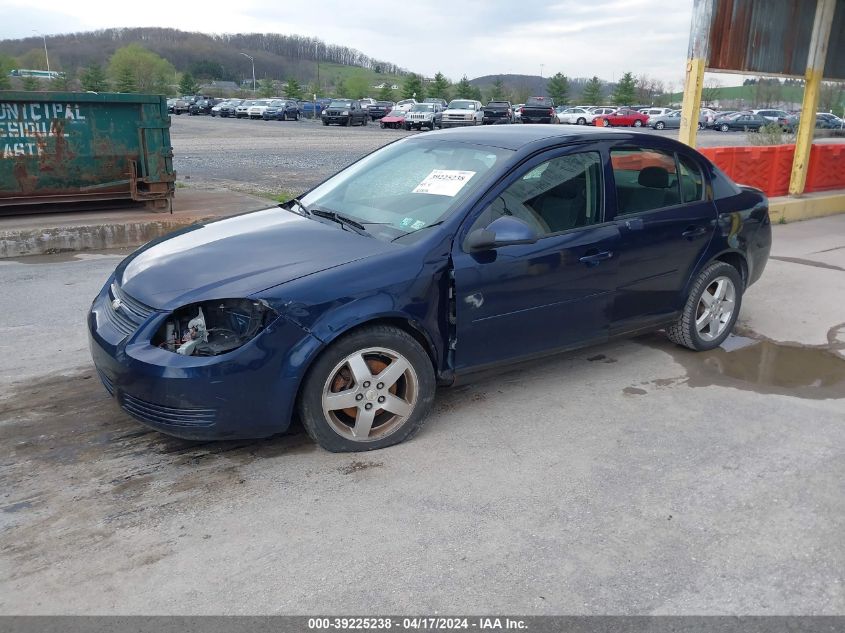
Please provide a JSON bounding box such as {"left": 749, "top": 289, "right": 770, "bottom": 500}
{"left": 0, "top": 27, "right": 409, "bottom": 86}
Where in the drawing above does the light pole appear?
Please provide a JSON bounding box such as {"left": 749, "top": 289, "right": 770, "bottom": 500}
{"left": 240, "top": 52, "right": 255, "bottom": 93}
{"left": 540, "top": 64, "right": 544, "bottom": 79}
{"left": 33, "top": 30, "right": 50, "bottom": 73}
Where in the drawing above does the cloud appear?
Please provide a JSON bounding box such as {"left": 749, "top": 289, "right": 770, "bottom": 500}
{"left": 0, "top": 0, "right": 697, "bottom": 83}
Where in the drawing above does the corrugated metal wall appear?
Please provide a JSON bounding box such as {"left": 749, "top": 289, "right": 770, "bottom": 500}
{"left": 705, "top": 0, "right": 845, "bottom": 80}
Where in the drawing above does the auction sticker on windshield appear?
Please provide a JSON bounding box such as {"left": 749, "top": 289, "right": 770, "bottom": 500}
{"left": 412, "top": 170, "right": 476, "bottom": 196}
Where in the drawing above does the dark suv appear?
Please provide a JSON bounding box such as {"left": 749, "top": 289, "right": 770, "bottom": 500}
{"left": 322, "top": 99, "right": 369, "bottom": 126}
{"left": 263, "top": 100, "right": 301, "bottom": 121}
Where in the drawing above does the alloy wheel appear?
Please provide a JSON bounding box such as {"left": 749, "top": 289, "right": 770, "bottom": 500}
{"left": 695, "top": 276, "right": 736, "bottom": 342}
{"left": 321, "top": 347, "right": 419, "bottom": 442}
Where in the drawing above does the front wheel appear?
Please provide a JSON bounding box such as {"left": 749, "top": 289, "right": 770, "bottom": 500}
{"left": 666, "top": 261, "right": 743, "bottom": 351}
{"left": 298, "top": 325, "right": 436, "bottom": 452}
{"left": 361, "top": 116, "right": 367, "bottom": 126}
{"left": 720, "top": 123, "right": 729, "bottom": 132}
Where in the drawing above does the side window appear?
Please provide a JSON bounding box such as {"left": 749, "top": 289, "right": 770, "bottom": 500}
{"left": 677, "top": 154, "right": 704, "bottom": 203}
{"left": 611, "top": 148, "right": 680, "bottom": 215}
{"left": 478, "top": 152, "right": 603, "bottom": 236}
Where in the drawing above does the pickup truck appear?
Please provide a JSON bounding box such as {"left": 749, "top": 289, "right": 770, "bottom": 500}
{"left": 520, "top": 96, "right": 556, "bottom": 124}
{"left": 482, "top": 101, "right": 513, "bottom": 124}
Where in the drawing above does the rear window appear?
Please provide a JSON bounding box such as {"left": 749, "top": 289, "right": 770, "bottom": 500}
{"left": 526, "top": 97, "right": 552, "bottom": 107}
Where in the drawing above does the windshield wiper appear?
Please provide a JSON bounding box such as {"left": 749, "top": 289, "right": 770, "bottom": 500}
{"left": 311, "top": 209, "right": 372, "bottom": 236}
{"left": 281, "top": 197, "right": 310, "bottom": 216}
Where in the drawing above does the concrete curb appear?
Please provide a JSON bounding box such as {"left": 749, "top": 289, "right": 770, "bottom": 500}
{"left": 0, "top": 189, "right": 270, "bottom": 259}
{"left": 769, "top": 190, "right": 845, "bottom": 223}
{"left": 0, "top": 218, "right": 204, "bottom": 258}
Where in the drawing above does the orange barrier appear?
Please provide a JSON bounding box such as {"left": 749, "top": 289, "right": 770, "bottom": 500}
{"left": 700, "top": 143, "right": 845, "bottom": 197}
{"left": 806, "top": 144, "right": 845, "bottom": 192}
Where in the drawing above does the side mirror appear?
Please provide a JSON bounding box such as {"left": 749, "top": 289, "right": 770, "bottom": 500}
{"left": 466, "top": 216, "right": 540, "bottom": 252}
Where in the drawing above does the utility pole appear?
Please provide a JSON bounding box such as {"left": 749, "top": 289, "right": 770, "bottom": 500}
{"left": 240, "top": 52, "right": 255, "bottom": 93}
{"left": 33, "top": 31, "right": 50, "bottom": 73}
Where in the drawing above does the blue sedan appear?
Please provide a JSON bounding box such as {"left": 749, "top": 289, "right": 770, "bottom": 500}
{"left": 89, "top": 126, "right": 771, "bottom": 451}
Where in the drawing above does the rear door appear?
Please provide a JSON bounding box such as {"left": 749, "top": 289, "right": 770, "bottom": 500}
{"left": 606, "top": 143, "right": 717, "bottom": 333}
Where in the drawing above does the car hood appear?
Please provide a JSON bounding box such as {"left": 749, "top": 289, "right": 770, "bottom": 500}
{"left": 115, "top": 208, "right": 394, "bottom": 310}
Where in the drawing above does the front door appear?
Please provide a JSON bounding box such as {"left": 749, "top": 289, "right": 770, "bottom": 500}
{"left": 452, "top": 148, "right": 619, "bottom": 372}
{"left": 607, "top": 145, "right": 717, "bottom": 333}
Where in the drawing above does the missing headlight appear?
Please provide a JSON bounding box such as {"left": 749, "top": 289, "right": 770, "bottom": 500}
{"left": 153, "top": 299, "right": 278, "bottom": 356}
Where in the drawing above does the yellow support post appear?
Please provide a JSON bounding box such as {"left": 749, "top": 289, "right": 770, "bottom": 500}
{"left": 679, "top": 58, "right": 706, "bottom": 148}
{"left": 789, "top": 0, "right": 836, "bottom": 196}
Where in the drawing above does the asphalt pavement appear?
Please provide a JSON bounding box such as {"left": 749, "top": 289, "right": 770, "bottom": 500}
{"left": 1, "top": 215, "right": 843, "bottom": 615}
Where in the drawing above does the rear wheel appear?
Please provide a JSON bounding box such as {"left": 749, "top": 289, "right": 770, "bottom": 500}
{"left": 666, "top": 262, "right": 743, "bottom": 351}
{"left": 576, "top": 117, "right": 586, "bottom": 125}
{"left": 633, "top": 119, "right": 643, "bottom": 127}
{"left": 361, "top": 116, "right": 367, "bottom": 126}
{"left": 298, "top": 326, "right": 436, "bottom": 452}
{"left": 655, "top": 121, "right": 665, "bottom": 130}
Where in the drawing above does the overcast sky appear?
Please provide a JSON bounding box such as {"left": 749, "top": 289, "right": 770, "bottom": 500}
{"left": 2, "top": 0, "right": 698, "bottom": 86}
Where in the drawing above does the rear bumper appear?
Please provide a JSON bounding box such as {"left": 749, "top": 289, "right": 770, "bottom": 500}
{"left": 87, "top": 280, "right": 320, "bottom": 440}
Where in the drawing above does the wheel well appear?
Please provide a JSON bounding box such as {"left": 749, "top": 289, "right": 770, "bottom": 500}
{"left": 714, "top": 252, "right": 748, "bottom": 284}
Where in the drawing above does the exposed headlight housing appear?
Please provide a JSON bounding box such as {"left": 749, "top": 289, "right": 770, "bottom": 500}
{"left": 341, "top": 110, "right": 349, "bottom": 115}
{"left": 153, "top": 299, "right": 278, "bottom": 356}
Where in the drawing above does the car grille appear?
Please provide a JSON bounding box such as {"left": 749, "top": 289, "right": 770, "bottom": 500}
{"left": 120, "top": 393, "right": 217, "bottom": 428}
{"left": 97, "top": 369, "right": 115, "bottom": 396}
{"left": 444, "top": 114, "right": 472, "bottom": 121}
{"left": 105, "top": 283, "right": 155, "bottom": 338}
{"left": 407, "top": 113, "right": 432, "bottom": 121}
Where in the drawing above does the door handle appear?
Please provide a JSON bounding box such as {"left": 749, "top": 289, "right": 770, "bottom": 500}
{"left": 682, "top": 226, "right": 707, "bottom": 240}
{"left": 579, "top": 250, "right": 614, "bottom": 266}
{"left": 624, "top": 218, "right": 644, "bottom": 231}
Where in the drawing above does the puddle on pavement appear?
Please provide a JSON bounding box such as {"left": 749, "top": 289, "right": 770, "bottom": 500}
{"left": 644, "top": 333, "right": 845, "bottom": 400}
{"left": 0, "top": 247, "right": 134, "bottom": 265}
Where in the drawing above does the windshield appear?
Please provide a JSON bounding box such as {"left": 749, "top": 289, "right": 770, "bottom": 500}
{"left": 411, "top": 104, "right": 435, "bottom": 112}
{"left": 448, "top": 100, "right": 476, "bottom": 110}
{"left": 299, "top": 138, "right": 512, "bottom": 241}
{"left": 329, "top": 100, "right": 353, "bottom": 108}
{"left": 376, "top": 101, "right": 393, "bottom": 107}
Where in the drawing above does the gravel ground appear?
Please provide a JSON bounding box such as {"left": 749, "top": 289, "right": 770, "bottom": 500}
{"left": 170, "top": 115, "right": 843, "bottom": 197}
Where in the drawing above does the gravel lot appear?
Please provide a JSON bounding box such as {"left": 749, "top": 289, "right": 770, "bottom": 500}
{"left": 171, "top": 115, "right": 842, "bottom": 197}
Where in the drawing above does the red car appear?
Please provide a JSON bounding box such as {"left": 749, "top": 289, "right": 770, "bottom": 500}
{"left": 597, "top": 108, "right": 649, "bottom": 127}
{"left": 380, "top": 111, "right": 406, "bottom": 129}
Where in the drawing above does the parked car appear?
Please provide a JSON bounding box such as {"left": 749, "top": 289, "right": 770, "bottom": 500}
{"left": 520, "top": 96, "right": 556, "bottom": 124}
{"left": 640, "top": 107, "right": 673, "bottom": 119}
{"left": 189, "top": 98, "right": 219, "bottom": 116}
{"left": 482, "top": 101, "right": 514, "bottom": 124}
{"left": 752, "top": 109, "right": 790, "bottom": 123}
{"left": 235, "top": 100, "right": 258, "bottom": 119}
{"left": 379, "top": 110, "right": 406, "bottom": 129}
{"left": 405, "top": 103, "right": 442, "bottom": 130}
{"left": 89, "top": 126, "right": 771, "bottom": 452}
{"left": 590, "top": 107, "right": 616, "bottom": 118}
{"left": 599, "top": 107, "right": 649, "bottom": 127}
{"left": 368, "top": 101, "right": 395, "bottom": 120}
{"left": 322, "top": 99, "right": 369, "bottom": 126}
{"left": 216, "top": 100, "right": 242, "bottom": 118}
{"left": 441, "top": 99, "right": 484, "bottom": 128}
{"left": 715, "top": 112, "right": 768, "bottom": 132}
{"left": 708, "top": 111, "right": 737, "bottom": 128}
{"left": 512, "top": 104, "right": 524, "bottom": 121}
{"left": 392, "top": 99, "right": 418, "bottom": 114}
{"left": 263, "top": 99, "right": 300, "bottom": 121}
{"left": 169, "top": 97, "right": 189, "bottom": 115}
{"left": 816, "top": 112, "right": 845, "bottom": 129}
{"left": 359, "top": 98, "right": 377, "bottom": 109}
{"left": 248, "top": 99, "right": 274, "bottom": 119}
{"left": 423, "top": 98, "right": 449, "bottom": 109}
{"left": 647, "top": 110, "right": 682, "bottom": 129}
{"left": 557, "top": 106, "right": 597, "bottom": 125}
{"left": 299, "top": 99, "right": 332, "bottom": 117}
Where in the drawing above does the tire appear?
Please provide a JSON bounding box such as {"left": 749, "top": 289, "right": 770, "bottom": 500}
{"left": 633, "top": 120, "right": 643, "bottom": 127}
{"left": 666, "top": 261, "right": 743, "bottom": 351}
{"left": 577, "top": 117, "right": 586, "bottom": 125}
{"left": 655, "top": 121, "right": 665, "bottom": 130}
{"left": 404, "top": 123, "right": 411, "bottom": 131}
{"left": 698, "top": 122, "right": 704, "bottom": 130}
{"left": 323, "top": 120, "right": 329, "bottom": 126}
{"left": 720, "top": 123, "right": 729, "bottom": 132}
{"left": 345, "top": 116, "right": 352, "bottom": 127}
{"left": 298, "top": 325, "right": 436, "bottom": 452}
{"left": 380, "top": 121, "right": 385, "bottom": 129}
{"left": 361, "top": 116, "right": 367, "bottom": 126}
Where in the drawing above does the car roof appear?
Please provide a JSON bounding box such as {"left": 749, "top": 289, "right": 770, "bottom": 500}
{"left": 417, "top": 125, "right": 696, "bottom": 152}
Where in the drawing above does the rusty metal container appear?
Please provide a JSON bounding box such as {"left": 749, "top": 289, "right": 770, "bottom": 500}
{"left": 0, "top": 92, "right": 174, "bottom": 209}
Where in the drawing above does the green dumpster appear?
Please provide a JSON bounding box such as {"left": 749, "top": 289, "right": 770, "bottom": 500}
{"left": 0, "top": 91, "right": 175, "bottom": 209}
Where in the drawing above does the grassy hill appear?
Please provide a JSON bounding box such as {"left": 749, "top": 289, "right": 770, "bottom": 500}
{"left": 0, "top": 27, "right": 409, "bottom": 91}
